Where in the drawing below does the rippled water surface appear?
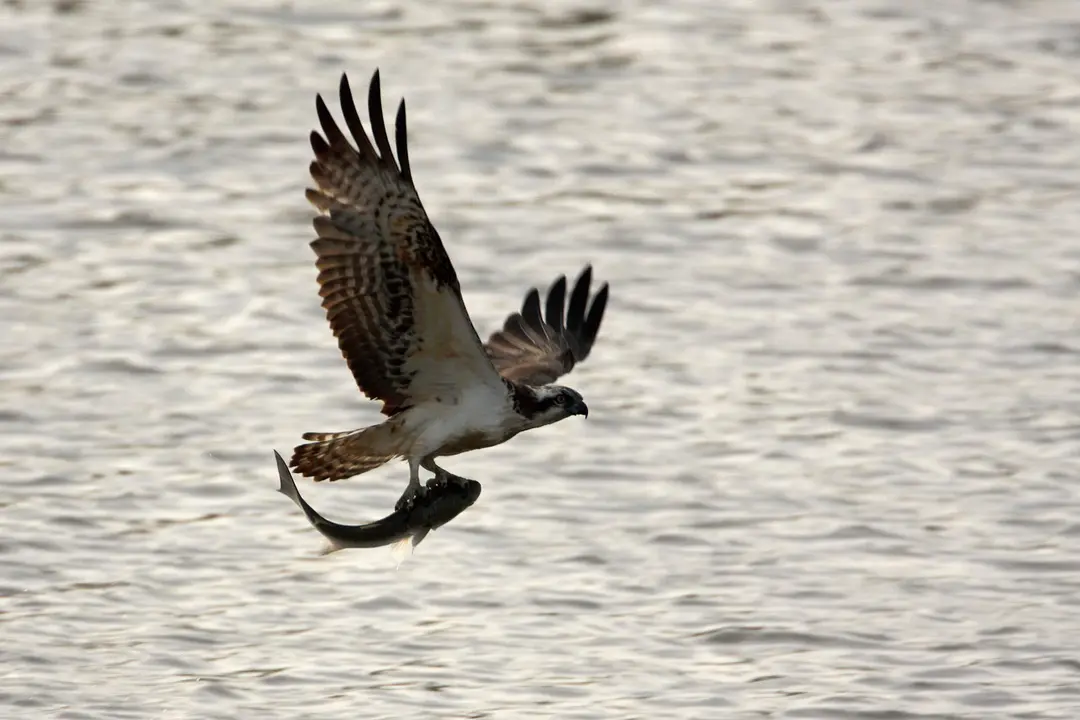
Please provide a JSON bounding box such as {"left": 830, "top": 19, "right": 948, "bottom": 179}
{"left": 4, "top": 1, "right": 1080, "bottom": 718}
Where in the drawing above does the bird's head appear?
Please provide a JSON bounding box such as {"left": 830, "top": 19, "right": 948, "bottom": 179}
{"left": 527, "top": 385, "right": 589, "bottom": 427}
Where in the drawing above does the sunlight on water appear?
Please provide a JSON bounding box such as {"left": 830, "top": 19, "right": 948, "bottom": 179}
{"left": 3, "top": 0, "right": 1080, "bottom": 718}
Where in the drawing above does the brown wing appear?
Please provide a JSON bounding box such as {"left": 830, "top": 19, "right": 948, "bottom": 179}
{"left": 305, "top": 70, "right": 504, "bottom": 416}
{"left": 484, "top": 266, "right": 609, "bottom": 386}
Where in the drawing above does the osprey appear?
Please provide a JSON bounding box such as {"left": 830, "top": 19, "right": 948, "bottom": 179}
{"left": 289, "top": 70, "right": 610, "bottom": 506}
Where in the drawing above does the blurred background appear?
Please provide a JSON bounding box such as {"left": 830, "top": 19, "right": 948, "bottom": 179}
{"left": 3, "top": 0, "right": 1080, "bottom": 718}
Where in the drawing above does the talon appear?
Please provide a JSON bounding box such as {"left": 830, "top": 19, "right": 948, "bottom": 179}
{"left": 395, "top": 484, "right": 427, "bottom": 512}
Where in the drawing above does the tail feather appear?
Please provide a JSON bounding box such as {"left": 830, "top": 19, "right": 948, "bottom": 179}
{"left": 290, "top": 422, "right": 403, "bottom": 482}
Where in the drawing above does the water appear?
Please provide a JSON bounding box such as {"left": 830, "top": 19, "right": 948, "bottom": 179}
{"left": 3, "top": 0, "right": 1080, "bottom": 717}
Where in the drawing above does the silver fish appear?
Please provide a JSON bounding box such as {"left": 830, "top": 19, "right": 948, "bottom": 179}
{"left": 273, "top": 450, "right": 480, "bottom": 553}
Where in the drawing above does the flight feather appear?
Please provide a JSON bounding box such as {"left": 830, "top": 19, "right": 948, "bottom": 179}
{"left": 305, "top": 70, "right": 503, "bottom": 416}
{"left": 484, "top": 266, "right": 609, "bottom": 386}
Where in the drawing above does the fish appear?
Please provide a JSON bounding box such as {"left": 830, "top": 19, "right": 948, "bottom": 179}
{"left": 272, "top": 450, "right": 481, "bottom": 556}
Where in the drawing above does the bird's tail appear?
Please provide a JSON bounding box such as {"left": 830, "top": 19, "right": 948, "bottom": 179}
{"left": 289, "top": 419, "right": 406, "bottom": 482}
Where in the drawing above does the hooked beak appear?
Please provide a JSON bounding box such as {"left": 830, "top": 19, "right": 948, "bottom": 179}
{"left": 571, "top": 400, "right": 589, "bottom": 418}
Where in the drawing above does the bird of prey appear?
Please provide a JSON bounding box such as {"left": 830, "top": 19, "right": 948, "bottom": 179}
{"left": 289, "top": 70, "right": 609, "bottom": 506}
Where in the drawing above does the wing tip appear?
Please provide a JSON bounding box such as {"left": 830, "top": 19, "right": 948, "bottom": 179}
{"left": 321, "top": 67, "right": 411, "bottom": 179}
{"left": 338, "top": 73, "right": 354, "bottom": 114}
{"left": 580, "top": 279, "right": 609, "bottom": 356}
{"left": 521, "top": 288, "right": 544, "bottom": 330}
{"left": 314, "top": 93, "right": 347, "bottom": 146}
{"left": 395, "top": 97, "right": 412, "bottom": 182}
{"left": 594, "top": 281, "right": 610, "bottom": 305}
{"left": 566, "top": 265, "right": 593, "bottom": 331}
{"left": 366, "top": 67, "right": 398, "bottom": 171}
{"left": 368, "top": 67, "right": 383, "bottom": 107}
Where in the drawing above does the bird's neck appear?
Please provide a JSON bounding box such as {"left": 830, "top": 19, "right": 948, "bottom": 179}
{"left": 504, "top": 380, "right": 551, "bottom": 428}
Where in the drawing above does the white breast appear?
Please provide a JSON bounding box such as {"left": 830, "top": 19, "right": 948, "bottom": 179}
{"left": 409, "top": 380, "right": 517, "bottom": 459}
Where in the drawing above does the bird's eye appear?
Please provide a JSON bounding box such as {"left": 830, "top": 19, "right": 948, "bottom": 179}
{"left": 554, "top": 395, "right": 567, "bottom": 406}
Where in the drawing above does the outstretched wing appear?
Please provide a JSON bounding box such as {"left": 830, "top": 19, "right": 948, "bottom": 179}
{"left": 305, "top": 70, "right": 504, "bottom": 415}
{"left": 484, "top": 266, "right": 609, "bottom": 386}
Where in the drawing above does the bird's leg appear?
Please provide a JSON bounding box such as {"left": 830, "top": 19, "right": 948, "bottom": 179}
{"left": 395, "top": 458, "right": 424, "bottom": 512}
{"left": 422, "top": 457, "right": 467, "bottom": 488}
{"left": 421, "top": 457, "right": 450, "bottom": 483}
{"left": 421, "top": 456, "right": 445, "bottom": 477}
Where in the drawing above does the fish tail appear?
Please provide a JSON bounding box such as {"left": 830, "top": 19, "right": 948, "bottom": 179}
{"left": 273, "top": 450, "right": 303, "bottom": 505}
